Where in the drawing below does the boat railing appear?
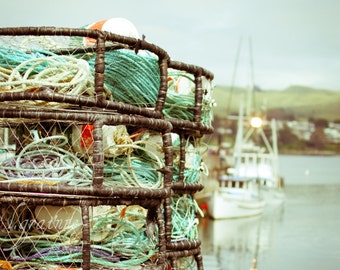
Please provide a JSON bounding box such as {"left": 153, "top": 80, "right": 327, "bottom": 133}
{"left": 232, "top": 152, "right": 279, "bottom": 186}
{"left": 218, "top": 174, "right": 256, "bottom": 189}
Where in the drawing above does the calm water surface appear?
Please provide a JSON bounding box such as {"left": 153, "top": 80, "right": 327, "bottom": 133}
{"left": 198, "top": 155, "right": 340, "bottom": 270}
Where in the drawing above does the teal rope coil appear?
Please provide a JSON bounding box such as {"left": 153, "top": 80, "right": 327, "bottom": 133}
{"left": 163, "top": 91, "right": 195, "bottom": 121}
{"left": 164, "top": 70, "right": 194, "bottom": 121}
{"left": 86, "top": 49, "right": 161, "bottom": 107}
{"left": 172, "top": 137, "right": 208, "bottom": 184}
{"left": 165, "top": 69, "right": 214, "bottom": 125}
{"left": 172, "top": 152, "right": 202, "bottom": 184}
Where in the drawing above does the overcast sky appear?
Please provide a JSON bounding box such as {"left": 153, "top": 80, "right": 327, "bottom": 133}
{"left": 1, "top": 0, "right": 339, "bottom": 90}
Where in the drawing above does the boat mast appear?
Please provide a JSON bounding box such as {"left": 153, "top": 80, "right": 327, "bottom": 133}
{"left": 246, "top": 36, "right": 255, "bottom": 117}
{"left": 233, "top": 37, "right": 254, "bottom": 167}
{"left": 234, "top": 97, "right": 245, "bottom": 168}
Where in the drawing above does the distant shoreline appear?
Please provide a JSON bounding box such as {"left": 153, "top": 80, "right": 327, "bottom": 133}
{"left": 279, "top": 149, "right": 339, "bottom": 156}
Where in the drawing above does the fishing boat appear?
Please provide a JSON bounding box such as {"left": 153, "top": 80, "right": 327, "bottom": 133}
{"left": 204, "top": 39, "right": 284, "bottom": 219}
{"left": 206, "top": 100, "right": 266, "bottom": 219}
{"left": 230, "top": 96, "right": 285, "bottom": 206}
{"left": 207, "top": 174, "right": 265, "bottom": 219}
{"left": 206, "top": 108, "right": 284, "bottom": 218}
{"left": 211, "top": 93, "right": 284, "bottom": 218}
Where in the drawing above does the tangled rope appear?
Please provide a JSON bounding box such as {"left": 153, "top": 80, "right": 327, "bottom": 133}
{"left": 171, "top": 195, "right": 202, "bottom": 241}
{"left": 0, "top": 46, "right": 162, "bottom": 108}
{"left": 0, "top": 204, "right": 156, "bottom": 269}
{"left": 0, "top": 135, "right": 92, "bottom": 185}
{"left": 103, "top": 141, "right": 164, "bottom": 189}
{"left": 0, "top": 46, "right": 95, "bottom": 100}
{"left": 0, "top": 129, "right": 166, "bottom": 188}
{"left": 0, "top": 33, "right": 212, "bottom": 269}
{"left": 0, "top": 45, "right": 214, "bottom": 124}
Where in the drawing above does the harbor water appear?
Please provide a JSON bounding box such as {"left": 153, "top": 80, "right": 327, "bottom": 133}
{"left": 198, "top": 154, "right": 340, "bottom": 270}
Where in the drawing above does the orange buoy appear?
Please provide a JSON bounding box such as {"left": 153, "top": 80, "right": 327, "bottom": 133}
{"left": 0, "top": 260, "right": 12, "bottom": 270}
{"left": 84, "top": 18, "right": 139, "bottom": 45}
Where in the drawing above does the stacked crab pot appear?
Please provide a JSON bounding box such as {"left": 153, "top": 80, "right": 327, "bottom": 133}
{"left": 0, "top": 19, "right": 214, "bottom": 270}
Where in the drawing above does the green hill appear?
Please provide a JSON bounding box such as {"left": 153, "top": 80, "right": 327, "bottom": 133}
{"left": 212, "top": 85, "right": 340, "bottom": 122}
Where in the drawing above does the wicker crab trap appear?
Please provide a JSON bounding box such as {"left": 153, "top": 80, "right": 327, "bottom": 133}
{"left": 0, "top": 24, "right": 214, "bottom": 270}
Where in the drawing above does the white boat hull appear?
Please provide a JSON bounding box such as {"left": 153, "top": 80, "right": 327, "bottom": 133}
{"left": 207, "top": 189, "right": 265, "bottom": 219}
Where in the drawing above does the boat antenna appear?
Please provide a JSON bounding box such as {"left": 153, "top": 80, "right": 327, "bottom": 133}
{"left": 226, "top": 37, "right": 243, "bottom": 116}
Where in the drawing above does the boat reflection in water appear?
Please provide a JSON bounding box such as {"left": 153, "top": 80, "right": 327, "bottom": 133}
{"left": 198, "top": 205, "right": 284, "bottom": 270}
